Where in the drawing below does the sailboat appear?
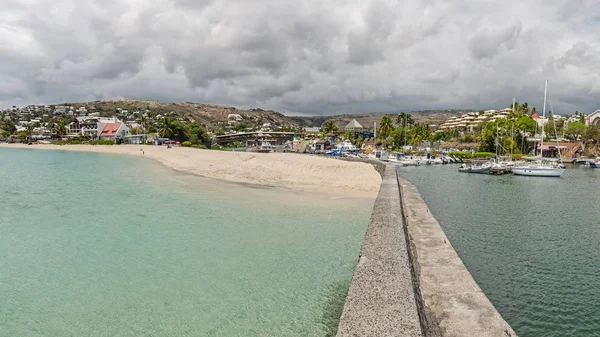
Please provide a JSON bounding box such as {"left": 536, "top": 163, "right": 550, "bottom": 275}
{"left": 512, "top": 81, "right": 565, "bottom": 177}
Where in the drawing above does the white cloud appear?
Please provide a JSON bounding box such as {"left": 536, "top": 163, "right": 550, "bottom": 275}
{"left": 1, "top": 0, "right": 600, "bottom": 115}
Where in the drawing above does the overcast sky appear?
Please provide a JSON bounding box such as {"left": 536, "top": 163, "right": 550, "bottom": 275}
{"left": 2, "top": 0, "right": 600, "bottom": 115}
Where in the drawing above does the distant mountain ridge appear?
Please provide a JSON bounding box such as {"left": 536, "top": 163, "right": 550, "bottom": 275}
{"left": 289, "top": 110, "right": 470, "bottom": 128}
{"left": 54, "top": 99, "right": 466, "bottom": 129}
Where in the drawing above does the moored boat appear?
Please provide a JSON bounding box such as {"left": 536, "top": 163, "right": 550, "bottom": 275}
{"left": 511, "top": 164, "right": 565, "bottom": 177}
{"left": 512, "top": 81, "right": 566, "bottom": 178}
{"left": 458, "top": 163, "right": 492, "bottom": 174}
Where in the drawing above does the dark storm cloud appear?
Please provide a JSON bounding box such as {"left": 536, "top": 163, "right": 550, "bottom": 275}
{"left": 2, "top": 0, "right": 600, "bottom": 114}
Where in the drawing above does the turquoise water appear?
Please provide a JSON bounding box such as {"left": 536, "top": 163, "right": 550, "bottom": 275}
{"left": 399, "top": 165, "right": 600, "bottom": 337}
{"left": 0, "top": 148, "right": 373, "bottom": 337}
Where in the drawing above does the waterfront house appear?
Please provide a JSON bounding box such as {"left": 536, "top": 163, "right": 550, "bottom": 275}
{"left": 99, "top": 123, "right": 130, "bottom": 143}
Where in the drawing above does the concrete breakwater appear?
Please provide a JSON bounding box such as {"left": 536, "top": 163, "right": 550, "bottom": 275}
{"left": 337, "top": 164, "right": 516, "bottom": 336}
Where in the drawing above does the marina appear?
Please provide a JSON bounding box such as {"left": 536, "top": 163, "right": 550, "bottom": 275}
{"left": 398, "top": 164, "right": 600, "bottom": 337}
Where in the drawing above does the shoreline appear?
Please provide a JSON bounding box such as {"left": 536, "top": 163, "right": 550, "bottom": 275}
{"left": 0, "top": 144, "right": 381, "bottom": 199}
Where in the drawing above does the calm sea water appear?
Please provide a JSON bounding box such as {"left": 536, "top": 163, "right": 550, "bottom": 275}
{"left": 0, "top": 148, "right": 373, "bottom": 337}
{"left": 399, "top": 165, "right": 600, "bottom": 337}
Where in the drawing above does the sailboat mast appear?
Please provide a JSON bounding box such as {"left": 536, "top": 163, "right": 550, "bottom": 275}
{"left": 374, "top": 122, "right": 377, "bottom": 141}
{"left": 404, "top": 113, "right": 408, "bottom": 147}
{"left": 512, "top": 98, "right": 515, "bottom": 159}
{"left": 541, "top": 80, "right": 548, "bottom": 157}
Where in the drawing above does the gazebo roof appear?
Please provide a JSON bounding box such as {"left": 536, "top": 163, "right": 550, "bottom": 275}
{"left": 345, "top": 119, "right": 363, "bottom": 130}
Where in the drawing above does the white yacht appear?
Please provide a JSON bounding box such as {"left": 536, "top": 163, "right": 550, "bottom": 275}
{"left": 336, "top": 140, "right": 359, "bottom": 153}
{"left": 368, "top": 149, "right": 389, "bottom": 161}
{"left": 512, "top": 81, "right": 565, "bottom": 177}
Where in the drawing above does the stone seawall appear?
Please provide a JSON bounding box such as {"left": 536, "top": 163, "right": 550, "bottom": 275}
{"left": 336, "top": 164, "right": 423, "bottom": 337}
{"left": 338, "top": 157, "right": 386, "bottom": 177}
{"left": 398, "top": 176, "right": 516, "bottom": 337}
{"left": 337, "top": 163, "right": 517, "bottom": 336}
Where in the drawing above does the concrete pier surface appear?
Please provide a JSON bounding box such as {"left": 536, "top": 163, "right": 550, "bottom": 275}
{"left": 337, "top": 163, "right": 516, "bottom": 336}
{"left": 336, "top": 165, "right": 423, "bottom": 337}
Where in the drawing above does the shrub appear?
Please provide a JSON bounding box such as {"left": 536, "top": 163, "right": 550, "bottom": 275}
{"left": 146, "top": 140, "right": 154, "bottom": 145}
{"left": 192, "top": 144, "right": 207, "bottom": 149}
{"left": 448, "top": 151, "right": 472, "bottom": 159}
{"left": 182, "top": 141, "right": 192, "bottom": 147}
{"left": 51, "top": 140, "right": 84, "bottom": 145}
{"left": 91, "top": 140, "right": 115, "bottom": 145}
{"left": 472, "top": 152, "right": 496, "bottom": 158}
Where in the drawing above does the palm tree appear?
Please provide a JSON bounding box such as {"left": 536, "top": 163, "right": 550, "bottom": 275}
{"left": 521, "top": 102, "right": 529, "bottom": 114}
{"left": 161, "top": 117, "right": 174, "bottom": 138}
{"left": 379, "top": 115, "right": 394, "bottom": 139}
{"left": 25, "top": 124, "right": 33, "bottom": 142}
{"left": 56, "top": 119, "right": 67, "bottom": 138}
{"left": 395, "top": 112, "right": 414, "bottom": 128}
{"left": 139, "top": 115, "right": 148, "bottom": 142}
{"left": 322, "top": 120, "right": 338, "bottom": 136}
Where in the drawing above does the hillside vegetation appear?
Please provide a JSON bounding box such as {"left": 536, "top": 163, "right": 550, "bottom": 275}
{"left": 59, "top": 100, "right": 463, "bottom": 129}
{"left": 62, "top": 100, "right": 299, "bottom": 128}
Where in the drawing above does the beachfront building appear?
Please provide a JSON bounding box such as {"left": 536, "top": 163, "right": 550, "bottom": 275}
{"left": 99, "top": 123, "right": 130, "bottom": 143}
{"left": 303, "top": 127, "right": 321, "bottom": 139}
{"left": 66, "top": 117, "right": 123, "bottom": 139}
{"left": 439, "top": 112, "right": 480, "bottom": 133}
{"left": 439, "top": 108, "right": 516, "bottom": 133}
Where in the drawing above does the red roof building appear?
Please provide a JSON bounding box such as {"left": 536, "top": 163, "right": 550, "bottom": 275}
{"left": 99, "top": 123, "right": 129, "bottom": 142}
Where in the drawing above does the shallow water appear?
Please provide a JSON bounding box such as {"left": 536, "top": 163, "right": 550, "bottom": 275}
{"left": 399, "top": 165, "right": 600, "bottom": 337}
{"left": 0, "top": 148, "right": 373, "bottom": 336}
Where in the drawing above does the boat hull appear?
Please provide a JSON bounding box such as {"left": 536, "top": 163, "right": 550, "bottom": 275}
{"left": 458, "top": 167, "right": 491, "bottom": 174}
{"left": 512, "top": 167, "right": 565, "bottom": 177}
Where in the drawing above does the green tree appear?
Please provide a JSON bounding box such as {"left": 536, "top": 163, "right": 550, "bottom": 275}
{"left": 389, "top": 127, "right": 404, "bottom": 148}
{"left": 321, "top": 120, "right": 339, "bottom": 135}
{"left": 170, "top": 120, "right": 187, "bottom": 142}
{"left": 584, "top": 124, "right": 600, "bottom": 140}
{"left": 160, "top": 117, "right": 174, "bottom": 138}
{"left": 406, "top": 123, "right": 431, "bottom": 146}
{"left": 395, "top": 112, "right": 414, "bottom": 128}
{"left": 186, "top": 122, "right": 209, "bottom": 145}
{"left": 139, "top": 115, "right": 148, "bottom": 137}
{"left": 379, "top": 115, "right": 394, "bottom": 139}
{"left": 520, "top": 102, "right": 529, "bottom": 114}
{"left": 1, "top": 119, "right": 16, "bottom": 135}
{"left": 564, "top": 121, "right": 587, "bottom": 140}
{"left": 56, "top": 119, "right": 67, "bottom": 137}
{"left": 25, "top": 124, "right": 33, "bottom": 142}
{"left": 343, "top": 130, "right": 354, "bottom": 141}
{"left": 214, "top": 125, "right": 226, "bottom": 136}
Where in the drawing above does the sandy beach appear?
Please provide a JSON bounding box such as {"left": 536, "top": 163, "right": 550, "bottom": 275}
{"left": 0, "top": 144, "right": 381, "bottom": 197}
